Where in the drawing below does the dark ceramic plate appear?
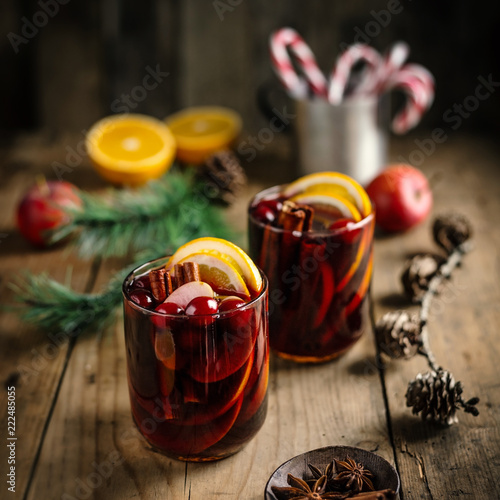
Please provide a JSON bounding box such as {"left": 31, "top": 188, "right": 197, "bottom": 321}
{"left": 265, "top": 445, "right": 400, "bottom": 499}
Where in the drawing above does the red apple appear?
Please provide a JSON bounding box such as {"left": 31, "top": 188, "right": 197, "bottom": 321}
{"left": 366, "top": 164, "right": 432, "bottom": 232}
{"left": 16, "top": 180, "right": 82, "bottom": 247}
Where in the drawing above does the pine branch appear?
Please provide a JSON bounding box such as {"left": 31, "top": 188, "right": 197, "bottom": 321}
{"left": 50, "top": 169, "right": 234, "bottom": 259}
{"left": 417, "top": 242, "right": 471, "bottom": 372}
{"left": 10, "top": 270, "right": 124, "bottom": 336}
{"left": 374, "top": 214, "right": 480, "bottom": 424}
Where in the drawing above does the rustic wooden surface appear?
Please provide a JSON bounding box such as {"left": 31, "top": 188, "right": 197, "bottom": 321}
{"left": 1, "top": 134, "right": 499, "bottom": 499}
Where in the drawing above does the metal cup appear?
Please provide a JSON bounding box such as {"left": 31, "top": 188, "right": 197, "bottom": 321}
{"left": 293, "top": 95, "right": 389, "bottom": 185}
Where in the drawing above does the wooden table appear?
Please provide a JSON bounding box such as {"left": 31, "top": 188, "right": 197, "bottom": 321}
{"left": 1, "top": 133, "right": 499, "bottom": 499}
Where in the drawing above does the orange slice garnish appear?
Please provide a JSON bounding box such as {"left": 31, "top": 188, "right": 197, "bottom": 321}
{"left": 167, "top": 237, "right": 262, "bottom": 295}
{"left": 86, "top": 114, "right": 176, "bottom": 186}
{"left": 178, "top": 252, "right": 250, "bottom": 300}
{"left": 290, "top": 192, "right": 362, "bottom": 222}
{"left": 283, "top": 172, "right": 372, "bottom": 217}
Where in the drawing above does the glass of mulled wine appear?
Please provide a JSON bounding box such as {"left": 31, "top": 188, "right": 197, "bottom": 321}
{"left": 248, "top": 184, "right": 375, "bottom": 363}
{"left": 122, "top": 257, "right": 269, "bottom": 461}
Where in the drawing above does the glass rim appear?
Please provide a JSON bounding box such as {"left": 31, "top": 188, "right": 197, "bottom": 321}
{"left": 248, "top": 184, "right": 375, "bottom": 237}
{"left": 122, "top": 255, "right": 268, "bottom": 318}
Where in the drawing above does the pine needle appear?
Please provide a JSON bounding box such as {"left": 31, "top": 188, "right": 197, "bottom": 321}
{"left": 50, "top": 169, "right": 234, "bottom": 259}
{"left": 10, "top": 271, "right": 123, "bottom": 336}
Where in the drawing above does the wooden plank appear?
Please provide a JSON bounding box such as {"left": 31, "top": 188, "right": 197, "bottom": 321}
{"left": 0, "top": 138, "right": 102, "bottom": 499}
{"left": 374, "top": 135, "right": 500, "bottom": 499}
{"left": 26, "top": 177, "right": 393, "bottom": 499}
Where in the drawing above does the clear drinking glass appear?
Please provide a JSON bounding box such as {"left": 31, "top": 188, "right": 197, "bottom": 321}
{"left": 248, "top": 185, "right": 374, "bottom": 363}
{"left": 122, "top": 257, "right": 269, "bottom": 461}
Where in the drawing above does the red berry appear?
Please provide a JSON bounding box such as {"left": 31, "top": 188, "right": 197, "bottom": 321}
{"left": 152, "top": 302, "right": 184, "bottom": 328}
{"left": 218, "top": 296, "right": 246, "bottom": 313}
{"left": 129, "top": 289, "right": 155, "bottom": 308}
{"left": 252, "top": 199, "right": 282, "bottom": 224}
{"left": 132, "top": 276, "right": 149, "bottom": 288}
{"left": 328, "top": 218, "right": 361, "bottom": 244}
{"left": 185, "top": 296, "right": 218, "bottom": 316}
{"left": 155, "top": 302, "right": 184, "bottom": 315}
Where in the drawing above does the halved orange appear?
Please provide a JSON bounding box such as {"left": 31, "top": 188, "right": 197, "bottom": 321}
{"left": 166, "top": 237, "right": 262, "bottom": 294}
{"left": 86, "top": 114, "right": 176, "bottom": 185}
{"left": 165, "top": 107, "right": 242, "bottom": 164}
{"left": 178, "top": 252, "right": 250, "bottom": 299}
{"left": 283, "top": 172, "right": 372, "bottom": 217}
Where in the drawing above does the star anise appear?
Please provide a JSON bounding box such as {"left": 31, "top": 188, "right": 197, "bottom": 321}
{"left": 331, "top": 457, "right": 375, "bottom": 494}
{"left": 272, "top": 473, "right": 347, "bottom": 499}
{"left": 308, "top": 461, "right": 335, "bottom": 481}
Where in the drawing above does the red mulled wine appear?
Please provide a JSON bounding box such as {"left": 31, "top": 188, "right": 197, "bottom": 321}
{"left": 248, "top": 184, "right": 374, "bottom": 362}
{"left": 123, "top": 257, "right": 269, "bottom": 461}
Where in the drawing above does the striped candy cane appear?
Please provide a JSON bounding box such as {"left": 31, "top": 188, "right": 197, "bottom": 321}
{"left": 328, "top": 44, "right": 382, "bottom": 104}
{"left": 386, "top": 66, "right": 435, "bottom": 134}
{"left": 374, "top": 41, "right": 410, "bottom": 93}
{"left": 270, "top": 28, "right": 327, "bottom": 99}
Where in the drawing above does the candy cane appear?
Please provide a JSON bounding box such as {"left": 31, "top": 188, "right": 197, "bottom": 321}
{"left": 386, "top": 70, "right": 434, "bottom": 134}
{"left": 270, "top": 28, "right": 327, "bottom": 99}
{"left": 328, "top": 44, "right": 382, "bottom": 104}
{"left": 374, "top": 41, "right": 410, "bottom": 93}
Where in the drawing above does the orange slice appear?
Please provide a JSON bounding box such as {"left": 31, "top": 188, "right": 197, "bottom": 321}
{"left": 178, "top": 252, "right": 250, "bottom": 299}
{"left": 86, "top": 114, "right": 176, "bottom": 186}
{"left": 283, "top": 172, "right": 372, "bottom": 217}
{"left": 166, "top": 237, "right": 262, "bottom": 294}
{"left": 290, "top": 192, "right": 362, "bottom": 222}
{"left": 165, "top": 107, "right": 242, "bottom": 164}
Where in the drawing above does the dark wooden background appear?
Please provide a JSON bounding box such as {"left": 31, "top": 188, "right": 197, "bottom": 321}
{"left": 2, "top": 0, "right": 500, "bottom": 140}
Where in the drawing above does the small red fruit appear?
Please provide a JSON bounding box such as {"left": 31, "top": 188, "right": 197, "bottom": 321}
{"left": 252, "top": 199, "right": 283, "bottom": 224}
{"left": 328, "top": 218, "right": 360, "bottom": 244}
{"left": 185, "top": 296, "right": 218, "bottom": 316}
{"left": 155, "top": 302, "right": 184, "bottom": 315}
{"left": 152, "top": 302, "right": 184, "bottom": 328}
{"left": 16, "top": 180, "right": 82, "bottom": 247}
{"left": 218, "top": 296, "right": 246, "bottom": 313}
{"left": 366, "top": 164, "right": 432, "bottom": 232}
{"left": 130, "top": 289, "right": 155, "bottom": 308}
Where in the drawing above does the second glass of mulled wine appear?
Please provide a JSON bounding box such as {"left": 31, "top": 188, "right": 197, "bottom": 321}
{"left": 248, "top": 173, "right": 375, "bottom": 363}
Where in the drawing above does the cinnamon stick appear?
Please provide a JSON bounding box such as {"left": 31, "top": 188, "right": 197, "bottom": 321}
{"left": 164, "top": 270, "right": 173, "bottom": 295}
{"left": 171, "top": 262, "right": 201, "bottom": 289}
{"left": 173, "top": 264, "right": 185, "bottom": 288}
{"left": 277, "top": 200, "right": 314, "bottom": 232}
{"left": 149, "top": 268, "right": 167, "bottom": 302}
{"left": 182, "top": 261, "right": 201, "bottom": 282}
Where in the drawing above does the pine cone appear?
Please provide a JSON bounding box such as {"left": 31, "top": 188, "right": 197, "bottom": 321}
{"left": 401, "top": 253, "right": 445, "bottom": 302}
{"left": 432, "top": 213, "right": 472, "bottom": 254}
{"left": 406, "top": 370, "right": 480, "bottom": 425}
{"left": 375, "top": 311, "right": 422, "bottom": 360}
{"left": 198, "top": 150, "right": 247, "bottom": 205}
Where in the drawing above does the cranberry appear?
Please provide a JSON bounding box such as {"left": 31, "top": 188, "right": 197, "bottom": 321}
{"left": 129, "top": 289, "right": 155, "bottom": 308}
{"left": 155, "top": 302, "right": 184, "bottom": 315}
{"left": 152, "top": 302, "right": 184, "bottom": 328}
{"left": 252, "top": 199, "right": 282, "bottom": 224}
{"left": 328, "top": 218, "right": 361, "bottom": 244}
{"left": 132, "top": 276, "right": 149, "bottom": 288}
{"left": 218, "top": 296, "right": 246, "bottom": 313}
{"left": 185, "top": 296, "right": 218, "bottom": 316}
